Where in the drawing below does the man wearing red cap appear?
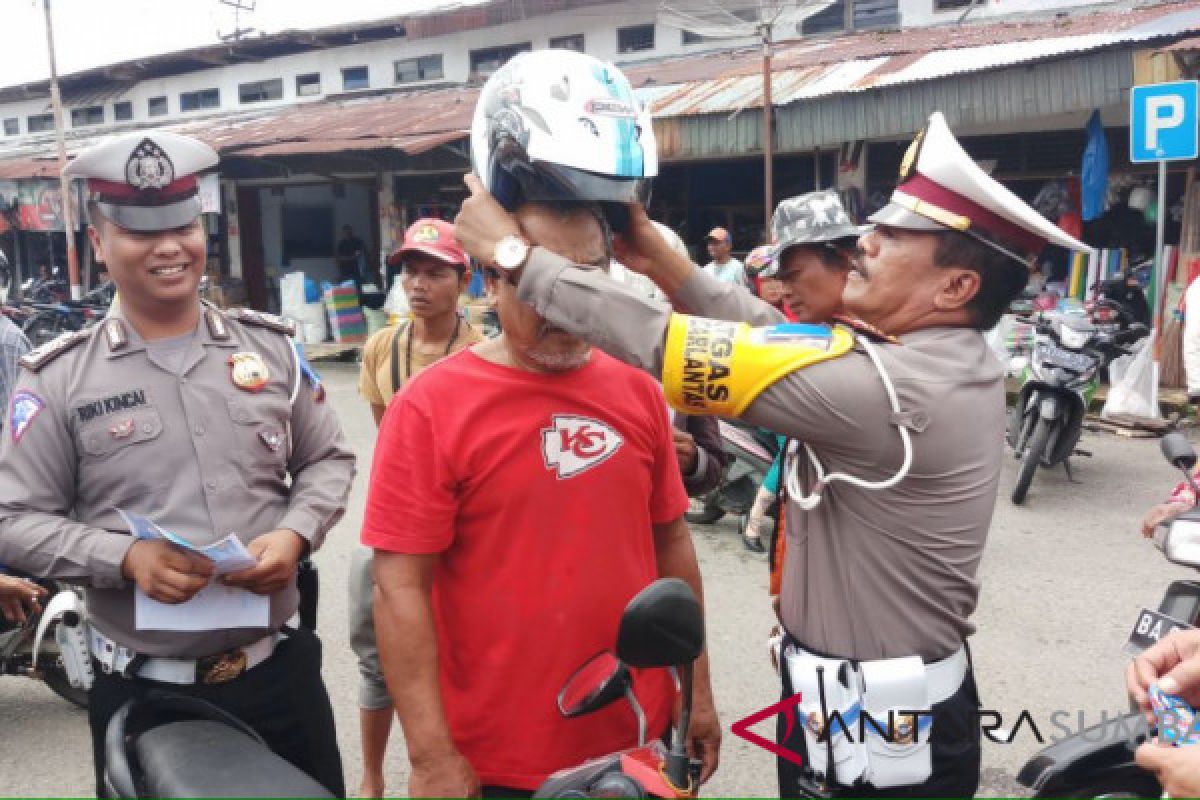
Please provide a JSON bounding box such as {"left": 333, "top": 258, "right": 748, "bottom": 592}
{"left": 455, "top": 110, "right": 1092, "bottom": 796}
{"left": 350, "top": 217, "right": 481, "bottom": 797}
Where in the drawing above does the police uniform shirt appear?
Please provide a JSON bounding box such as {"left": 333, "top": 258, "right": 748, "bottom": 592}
{"left": 516, "top": 247, "right": 1002, "bottom": 663}
{"left": 0, "top": 304, "right": 355, "bottom": 658}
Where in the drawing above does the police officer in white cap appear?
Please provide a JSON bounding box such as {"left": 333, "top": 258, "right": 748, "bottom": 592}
{"left": 455, "top": 109, "right": 1092, "bottom": 797}
{"left": 0, "top": 130, "right": 354, "bottom": 797}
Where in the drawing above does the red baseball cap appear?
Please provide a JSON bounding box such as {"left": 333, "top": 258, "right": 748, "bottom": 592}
{"left": 387, "top": 218, "right": 470, "bottom": 268}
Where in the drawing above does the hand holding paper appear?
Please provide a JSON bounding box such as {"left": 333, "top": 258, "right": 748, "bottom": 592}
{"left": 117, "top": 510, "right": 269, "bottom": 630}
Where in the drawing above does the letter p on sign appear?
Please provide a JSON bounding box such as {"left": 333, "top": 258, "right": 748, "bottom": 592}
{"left": 1131, "top": 81, "right": 1199, "bottom": 163}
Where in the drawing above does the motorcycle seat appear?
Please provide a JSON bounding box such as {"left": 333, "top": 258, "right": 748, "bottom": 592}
{"left": 134, "top": 720, "right": 334, "bottom": 798}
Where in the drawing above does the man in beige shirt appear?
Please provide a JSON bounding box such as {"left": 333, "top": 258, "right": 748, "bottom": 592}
{"left": 351, "top": 217, "right": 480, "bottom": 797}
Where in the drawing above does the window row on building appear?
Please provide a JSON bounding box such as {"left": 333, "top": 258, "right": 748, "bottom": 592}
{"left": 1, "top": 22, "right": 679, "bottom": 137}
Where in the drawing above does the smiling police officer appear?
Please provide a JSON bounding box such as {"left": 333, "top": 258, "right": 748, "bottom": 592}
{"left": 0, "top": 131, "right": 354, "bottom": 797}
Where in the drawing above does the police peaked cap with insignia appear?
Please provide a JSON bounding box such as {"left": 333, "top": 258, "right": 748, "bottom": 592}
{"left": 870, "top": 112, "right": 1093, "bottom": 264}
{"left": 761, "top": 189, "right": 869, "bottom": 277}
{"left": 64, "top": 130, "right": 217, "bottom": 232}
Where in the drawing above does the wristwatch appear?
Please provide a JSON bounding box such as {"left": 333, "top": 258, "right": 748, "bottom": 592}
{"left": 493, "top": 234, "right": 531, "bottom": 271}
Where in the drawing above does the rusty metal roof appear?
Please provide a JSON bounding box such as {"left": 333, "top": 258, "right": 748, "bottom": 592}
{"left": 0, "top": 84, "right": 478, "bottom": 179}
{"left": 631, "top": 0, "right": 1200, "bottom": 116}
{"left": 193, "top": 86, "right": 477, "bottom": 157}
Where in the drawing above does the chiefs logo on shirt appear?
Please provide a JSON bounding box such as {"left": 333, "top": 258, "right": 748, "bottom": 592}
{"left": 541, "top": 415, "right": 624, "bottom": 479}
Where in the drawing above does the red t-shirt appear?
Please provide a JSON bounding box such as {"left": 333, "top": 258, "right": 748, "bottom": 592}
{"left": 361, "top": 348, "right": 689, "bottom": 790}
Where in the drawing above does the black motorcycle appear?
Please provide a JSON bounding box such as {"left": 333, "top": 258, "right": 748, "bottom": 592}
{"left": 104, "top": 692, "right": 334, "bottom": 799}
{"left": 1008, "top": 313, "right": 1146, "bottom": 505}
{"left": 1018, "top": 432, "right": 1200, "bottom": 798}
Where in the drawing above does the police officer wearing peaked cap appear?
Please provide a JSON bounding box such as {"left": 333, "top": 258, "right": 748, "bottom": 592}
{"left": 454, "top": 110, "right": 1093, "bottom": 797}
{"left": 0, "top": 130, "right": 355, "bottom": 797}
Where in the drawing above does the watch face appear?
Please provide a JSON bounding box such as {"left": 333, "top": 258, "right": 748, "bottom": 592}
{"left": 496, "top": 236, "right": 527, "bottom": 270}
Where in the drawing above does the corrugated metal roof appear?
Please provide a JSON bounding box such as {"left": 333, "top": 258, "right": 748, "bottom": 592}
{"left": 195, "top": 86, "right": 477, "bottom": 156}
{"left": 636, "top": 1, "right": 1200, "bottom": 116}
{"left": 0, "top": 85, "right": 477, "bottom": 179}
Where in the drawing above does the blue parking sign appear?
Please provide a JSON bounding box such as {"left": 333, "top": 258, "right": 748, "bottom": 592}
{"left": 1131, "top": 81, "right": 1199, "bottom": 163}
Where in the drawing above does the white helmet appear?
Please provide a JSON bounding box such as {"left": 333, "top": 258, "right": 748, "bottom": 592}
{"left": 470, "top": 49, "right": 657, "bottom": 215}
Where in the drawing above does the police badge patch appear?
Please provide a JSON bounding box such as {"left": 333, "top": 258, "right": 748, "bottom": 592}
{"left": 10, "top": 390, "right": 45, "bottom": 443}
{"left": 125, "top": 138, "right": 176, "bottom": 190}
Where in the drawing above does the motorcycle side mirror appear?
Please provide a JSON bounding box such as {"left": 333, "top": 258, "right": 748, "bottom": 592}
{"left": 1162, "top": 433, "right": 1197, "bottom": 472}
{"left": 1160, "top": 515, "right": 1200, "bottom": 568}
{"left": 557, "top": 651, "right": 631, "bottom": 718}
{"left": 616, "top": 578, "right": 704, "bottom": 668}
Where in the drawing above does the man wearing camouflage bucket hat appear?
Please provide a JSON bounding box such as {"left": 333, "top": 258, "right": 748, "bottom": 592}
{"left": 760, "top": 189, "right": 865, "bottom": 328}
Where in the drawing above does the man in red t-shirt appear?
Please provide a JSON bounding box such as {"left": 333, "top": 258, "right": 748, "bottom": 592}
{"left": 362, "top": 200, "right": 719, "bottom": 797}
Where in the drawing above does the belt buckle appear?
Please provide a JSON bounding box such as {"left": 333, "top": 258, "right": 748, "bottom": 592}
{"left": 197, "top": 649, "right": 247, "bottom": 684}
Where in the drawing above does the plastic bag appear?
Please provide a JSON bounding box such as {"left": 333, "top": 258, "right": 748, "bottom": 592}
{"left": 1102, "top": 333, "right": 1160, "bottom": 420}
{"left": 984, "top": 315, "right": 1015, "bottom": 366}
{"left": 383, "top": 278, "right": 409, "bottom": 317}
{"left": 279, "top": 271, "right": 307, "bottom": 318}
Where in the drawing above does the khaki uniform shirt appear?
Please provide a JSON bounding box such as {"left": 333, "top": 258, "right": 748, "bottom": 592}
{"left": 0, "top": 304, "right": 355, "bottom": 658}
{"left": 359, "top": 318, "right": 483, "bottom": 407}
{"left": 517, "top": 248, "right": 1003, "bottom": 662}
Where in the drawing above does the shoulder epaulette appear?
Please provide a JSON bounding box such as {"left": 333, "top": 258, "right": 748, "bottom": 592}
{"left": 832, "top": 313, "right": 901, "bottom": 345}
{"left": 19, "top": 328, "right": 92, "bottom": 372}
{"left": 225, "top": 307, "right": 296, "bottom": 337}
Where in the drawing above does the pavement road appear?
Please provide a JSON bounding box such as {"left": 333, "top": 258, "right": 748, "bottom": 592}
{"left": 0, "top": 360, "right": 1193, "bottom": 797}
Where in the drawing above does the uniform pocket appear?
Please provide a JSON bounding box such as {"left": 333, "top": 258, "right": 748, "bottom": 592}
{"left": 78, "top": 407, "right": 163, "bottom": 457}
{"left": 226, "top": 398, "right": 290, "bottom": 467}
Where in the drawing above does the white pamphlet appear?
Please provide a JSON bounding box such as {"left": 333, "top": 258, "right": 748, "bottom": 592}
{"left": 117, "top": 509, "right": 270, "bottom": 631}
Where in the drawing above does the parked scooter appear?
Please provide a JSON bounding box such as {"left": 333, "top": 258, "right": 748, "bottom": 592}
{"left": 686, "top": 420, "right": 780, "bottom": 532}
{"left": 0, "top": 574, "right": 90, "bottom": 707}
{"left": 1008, "top": 312, "right": 1147, "bottom": 504}
{"left": 104, "top": 692, "right": 334, "bottom": 799}
{"left": 103, "top": 578, "right": 702, "bottom": 800}
{"left": 1017, "top": 432, "right": 1200, "bottom": 798}
{"left": 21, "top": 301, "right": 106, "bottom": 346}
{"left": 536, "top": 578, "right": 706, "bottom": 798}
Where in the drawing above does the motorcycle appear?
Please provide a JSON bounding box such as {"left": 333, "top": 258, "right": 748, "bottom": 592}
{"left": 0, "top": 574, "right": 90, "bottom": 708}
{"left": 536, "top": 577, "right": 706, "bottom": 798}
{"left": 104, "top": 691, "right": 334, "bottom": 799}
{"left": 1017, "top": 432, "right": 1200, "bottom": 798}
{"left": 20, "top": 300, "right": 106, "bottom": 346}
{"left": 103, "top": 578, "right": 701, "bottom": 800}
{"left": 1007, "top": 312, "right": 1147, "bottom": 505}
{"left": 686, "top": 420, "right": 780, "bottom": 533}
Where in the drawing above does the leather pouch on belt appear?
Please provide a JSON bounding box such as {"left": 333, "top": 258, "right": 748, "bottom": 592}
{"left": 859, "top": 656, "right": 933, "bottom": 788}
{"left": 784, "top": 647, "right": 866, "bottom": 785}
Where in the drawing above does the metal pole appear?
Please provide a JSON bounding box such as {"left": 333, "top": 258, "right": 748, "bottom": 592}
{"left": 43, "top": 0, "right": 81, "bottom": 300}
{"left": 762, "top": 22, "right": 773, "bottom": 233}
{"left": 1152, "top": 160, "right": 1171, "bottom": 371}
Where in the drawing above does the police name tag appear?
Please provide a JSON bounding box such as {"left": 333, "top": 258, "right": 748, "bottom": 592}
{"left": 1125, "top": 608, "right": 1193, "bottom": 655}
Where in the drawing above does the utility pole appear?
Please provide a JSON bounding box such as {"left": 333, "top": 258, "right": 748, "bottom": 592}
{"left": 43, "top": 0, "right": 81, "bottom": 300}
{"left": 761, "top": 20, "right": 774, "bottom": 231}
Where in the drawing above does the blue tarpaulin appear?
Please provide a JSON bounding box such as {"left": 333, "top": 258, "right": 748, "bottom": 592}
{"left": 1082, "top": 110, "right": 1109, "bottom": 222}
